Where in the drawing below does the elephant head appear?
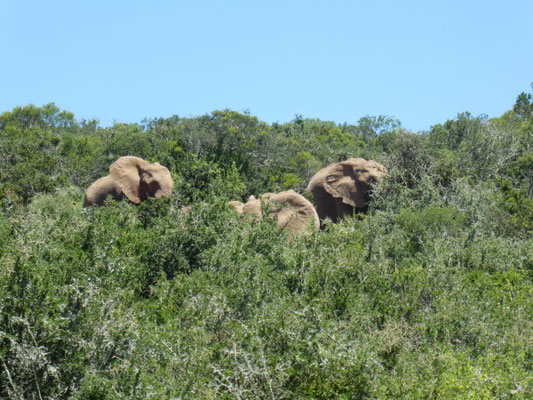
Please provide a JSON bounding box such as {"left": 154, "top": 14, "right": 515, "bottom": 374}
{"left": 305, "top": 157, "right": 387, "bottom": 222}
{"left": 229, "top": 190, "right": 320, "bottom": 234}
{"left": 84, "top": 156, "right": 173, "bottom": 206}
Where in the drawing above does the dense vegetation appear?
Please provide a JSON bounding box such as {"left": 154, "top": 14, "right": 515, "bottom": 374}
{"left": 1, "top": 85, "right": 532, "bottom": 399}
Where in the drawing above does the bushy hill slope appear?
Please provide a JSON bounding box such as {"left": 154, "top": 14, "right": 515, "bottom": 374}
{"left": 1, "top": 87, "right": 532, "bottom": 398}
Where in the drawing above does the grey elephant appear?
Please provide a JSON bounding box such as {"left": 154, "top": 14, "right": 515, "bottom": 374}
{"left": 229, "top": 190, "right": 320, "bottom": 234}
{"left": 83, "top": 156, "right": 173, "bottom": 206}
{"left": 305, "top": 157, "right": 387, "bottom": 222}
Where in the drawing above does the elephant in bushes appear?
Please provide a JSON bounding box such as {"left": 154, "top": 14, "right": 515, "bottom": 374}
{"left": 84, "top": 156, "right": 173, "bottom": 206}
{"left": 305, "top": 157, "right": 387, "bottom": 222}
{"left": 229, "top": 190, "right": 320, "bottom": 234}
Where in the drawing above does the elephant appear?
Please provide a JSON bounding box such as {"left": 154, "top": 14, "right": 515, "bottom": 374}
{"left": 228, "top": 190, "right": 320, "bottom": 234}
{"left": 305, "top": 157, "right": 387, "bottom": 222}
{"left": 83, "top": 156, "right": 173, "bottom": 206}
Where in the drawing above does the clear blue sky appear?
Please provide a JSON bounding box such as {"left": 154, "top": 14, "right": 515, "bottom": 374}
{"left": 1, "top": 0, "right": 532, "bottom": 132}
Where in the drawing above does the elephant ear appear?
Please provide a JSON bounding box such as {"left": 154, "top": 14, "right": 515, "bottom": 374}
{"left": 109, "top": 156, "right": 150, "bottom": 204}
{"left": 323, "top": 161, "right": 366, "bottom": 208}
{"left": 268, "top": 190, "right": 320, "bottom": 232}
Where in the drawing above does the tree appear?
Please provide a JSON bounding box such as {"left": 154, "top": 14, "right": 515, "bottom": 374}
{"left": 513, "top": 83, "right": 533, "bottom": 119}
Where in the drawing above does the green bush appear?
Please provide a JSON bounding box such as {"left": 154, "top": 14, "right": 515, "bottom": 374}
{"left": 1, "top": 91, "right": 532, "bottom": 398}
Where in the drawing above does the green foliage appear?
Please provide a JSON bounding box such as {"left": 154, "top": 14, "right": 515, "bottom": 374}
{"left": 498, "top": 178, "right": 533, "bottom": 235}
{"left": 513, "top": 83, "right": 533, "bottom": 119}
{"left": 429, "top": 112, "right": 485, "bottom": 150}
{"left": 0, "top": 103, "right": 75, "bottom": 131}
{"left": 0, "top": 104, "right": 70, "bottom": 205}
{"left": 1, "top": 89, "right": 532, "bottom": 398}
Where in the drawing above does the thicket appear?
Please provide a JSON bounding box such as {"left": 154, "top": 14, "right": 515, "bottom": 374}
{"left": 0, "top": 86, "right": 532, "bottom": 399}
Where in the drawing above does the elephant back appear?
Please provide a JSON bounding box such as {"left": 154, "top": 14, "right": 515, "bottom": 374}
{"left": 83, "top": 175, "right": 124, "bottom": 206}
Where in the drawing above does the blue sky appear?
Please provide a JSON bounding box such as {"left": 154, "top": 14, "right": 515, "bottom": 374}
{"left": 1, "top": 1, "right": 532, "bottom": 132}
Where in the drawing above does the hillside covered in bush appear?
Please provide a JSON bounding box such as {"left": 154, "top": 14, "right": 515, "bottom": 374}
{"left": 1, "top": 86, "right": 532, "bottom": 399}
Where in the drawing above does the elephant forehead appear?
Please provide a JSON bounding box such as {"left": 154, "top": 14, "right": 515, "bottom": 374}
{"left": 363, "top": 160, "right": 387, "bottom": 172}
{"left": 144, "top": 163, "right": 169, "bottom": 174}
{"left": 346, "top": 157, "right": 368, "bottom": 165}
{"left": 353, "top": 167, "right": 369, "bottom": 175}
{"left": 364, "top": 166, "right": 387, "bottom": 179}
{"left": 326, "top": 173, "right": 356, "bottom": 186}
{"left": 354, "top": 167, "right": 376, "bottom": 177}
{"left": 350, "top": 160, "right": 387, "bottom": 179}
{"left": 147, "top": 164, "right": 173, "bottom": 184}
{"left": 346, "top": 157, "right": 384, "bottom": 170}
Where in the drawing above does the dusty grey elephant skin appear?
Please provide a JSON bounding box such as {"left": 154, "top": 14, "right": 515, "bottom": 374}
{"left": 229, "top": 190, "right": 320, "bottom": 234}
{"left": 84, "top": 156, "right": 173, "bottom": 206}
{"left": 305, "top": 157, "right": 387, "bottom": 222}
